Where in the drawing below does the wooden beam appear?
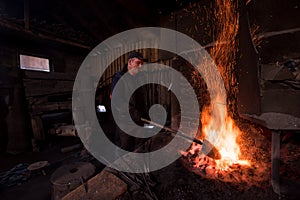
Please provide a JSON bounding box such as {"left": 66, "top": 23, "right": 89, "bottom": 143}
{"left": 57, "top": 1, "right": 112, "bottom": 42}
{"left": 0, "top": 19, "right": 92, "bottom": 50}
{"left": 24, "top": 71, "right": 76, "bottom": 81}
{"left": 23, "top": 79, "right": 74, "bottom": 97}
{"left": 84, "top": 0, "right": 118, "bottom": 36}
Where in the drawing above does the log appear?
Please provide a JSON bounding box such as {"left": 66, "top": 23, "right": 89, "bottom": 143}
{"left": 62, "top": 169, "right": 127, "bottom": 200}
{"left": 61, "top": 144, "right": 82, "bottom": 153}
{"left": 23, "top": 79, "right": 74, "bottom": 97}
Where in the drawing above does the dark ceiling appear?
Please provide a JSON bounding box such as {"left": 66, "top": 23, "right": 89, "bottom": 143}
{"left": 1, "top": 0, "right": 299, "bottom": 52}
{"left": 0, "top": 0, "right": 198, "bottom": 49}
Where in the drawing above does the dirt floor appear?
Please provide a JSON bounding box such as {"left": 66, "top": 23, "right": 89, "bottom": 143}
{"left": 115, "top": 122, "right": 300, "bottom": 200}
{"left": 0, "top": 128, "right": 300, "bottom": 200}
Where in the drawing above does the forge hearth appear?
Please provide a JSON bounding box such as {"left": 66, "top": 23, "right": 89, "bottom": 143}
{"left": 180, "top": 120, "right": 271, "bottom": 190}
{"left": 116, "top": 125, "right": 278, "bottom": 200}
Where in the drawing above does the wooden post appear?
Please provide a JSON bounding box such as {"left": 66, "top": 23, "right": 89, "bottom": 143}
{"left": 6, "top": 84, "right": 31, "bottom": 153}
{"left": 271, "top": 130, "right": 281, "bottom": 195}
{"left": 24, "top": 0, "right": 29, "bottom": 30}
{"left": 170, "top": 59, "right": 180, "bottom": 130}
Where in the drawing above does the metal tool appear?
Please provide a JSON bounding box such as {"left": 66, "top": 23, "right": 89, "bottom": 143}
{"left": 141, "top": 118, "right": 221, "bottom": 160}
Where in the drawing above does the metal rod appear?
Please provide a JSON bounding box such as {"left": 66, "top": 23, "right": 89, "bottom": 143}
{"left": 141, "top": 118, "right": 222, "bottom": 160}
{"left": 141, "top": 118, "right": 203, "bottom": 145}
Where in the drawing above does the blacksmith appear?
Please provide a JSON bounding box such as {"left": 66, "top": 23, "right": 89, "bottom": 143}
{"left": 111, "top": 51, "right": 148, "bottom": 152}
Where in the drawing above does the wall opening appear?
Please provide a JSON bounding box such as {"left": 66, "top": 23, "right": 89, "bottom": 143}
{"left": 19, "top": 54, "right": 50, "bottom": 72}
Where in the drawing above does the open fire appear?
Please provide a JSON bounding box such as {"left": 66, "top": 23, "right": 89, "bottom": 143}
{"left": 200, "top": 105, "right": 250, "bottom": 171}
{"left": 181, "top": 0, "right": 258, "bottom": 184}
{"left": 181, "top": 106, "right": 270, "bottom": 189}
{"left": 182, "top": 104, "right": 250, "bottom": 176}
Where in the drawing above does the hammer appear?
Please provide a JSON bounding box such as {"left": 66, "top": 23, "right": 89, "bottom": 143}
{"left": 141, "top": 118, "right": 221, "bottom": 160}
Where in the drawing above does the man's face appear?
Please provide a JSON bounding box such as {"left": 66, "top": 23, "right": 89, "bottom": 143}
{"left": 128, "top": 58, "right": 143, "bottom": 76}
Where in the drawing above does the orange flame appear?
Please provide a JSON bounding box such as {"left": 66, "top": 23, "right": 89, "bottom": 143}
{"left": 201, "top": 104, "right": 250, "bottom": 170}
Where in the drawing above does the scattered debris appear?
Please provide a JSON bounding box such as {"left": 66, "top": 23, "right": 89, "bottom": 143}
{"left": 27, "top": 160, "right": 49, "bottom": 176}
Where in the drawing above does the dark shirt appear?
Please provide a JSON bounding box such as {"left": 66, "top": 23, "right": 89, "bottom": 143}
{"left": 111, "top": 64, "right": 148, "bottom": 126}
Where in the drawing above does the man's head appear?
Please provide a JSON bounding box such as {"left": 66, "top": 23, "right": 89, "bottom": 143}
{"left": 127, "top": 51, "right": 146, "bottom": 76}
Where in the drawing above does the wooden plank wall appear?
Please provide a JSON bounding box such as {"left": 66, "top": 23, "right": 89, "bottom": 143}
{"left": 21, "top": 43, "right": 175, "bottom": 145}
{"left": 23, "top": 71, "right": 75, "bottom": 115}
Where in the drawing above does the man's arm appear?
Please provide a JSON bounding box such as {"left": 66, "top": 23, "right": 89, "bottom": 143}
{"left": 111, "top": 72, "right": 121, "bottom": 92}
